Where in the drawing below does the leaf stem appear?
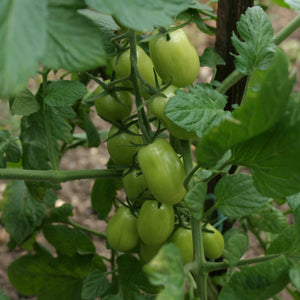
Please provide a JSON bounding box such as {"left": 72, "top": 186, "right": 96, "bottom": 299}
{"left": 274, "top": 14, "right": 300, "bottom": 45}
{"left": 68, "top": 219, "right": 106, "bottom": 239}
{"left": 0, "top": 168, "right": 123, "bottom": 183}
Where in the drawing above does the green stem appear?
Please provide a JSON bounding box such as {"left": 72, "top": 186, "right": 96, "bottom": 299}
{"left": 216, "top": 14, "right": 300, "bottom": 95}
{"left": 274, "top": 14, "right": 300, "bottom": 45}
{"left": 68, "top": 219, "right": 106, "bottom": 239}
{"left": 0, "top": 168, "right": 123, "bottom": 183}
{"left": 203, "top": 254, "right": 281, "bottom": 273}
{"left": 128, "top": 30, "right": 152, "bottom": 144}
{"left": 201, "top": 205, "right": 217, "bottom": 221}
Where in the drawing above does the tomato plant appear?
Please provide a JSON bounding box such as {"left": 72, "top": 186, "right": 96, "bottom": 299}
{"left": 137, "top": 138, "right": 187, "bottom": 204}
{"left": 1, "top": 1, "right": 300, "bottom": 300}
{"left": 137, "top": 200, "right": 174, "bottom": 245}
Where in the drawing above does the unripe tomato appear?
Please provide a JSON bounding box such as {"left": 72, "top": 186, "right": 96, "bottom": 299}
{"left": 170, "top": 227, "right": 193, "bottom": 265}
{"left": 106, "top": 206, "right": 139, "bottom": 252}
{"left": 148, "top": 85, "right": 198, "bottom": 140}
{"left": 203, "top": 223, "right": 224, "bottom": 259}
{"left": 149, "top": 28, "right": 200, "bottom": 87}
{"left": 94, "top": 81, "right": 132, "bottom": 122}
{"left": 122, "top": 168, "right": 148, "bottom": 202}
{"left": 137, "top": 200, "right": 174, "bottom": 246}
{"left": 137, "top": 139, "right": 186, "bottom": 204}
{"left": 112, "top": 46, "right": 161, "bottom": 97}
{"left": 107, "top": 125, "right": 143, "bottom": 166}
{"left": 139, "top": 242, "right": 162, "bottom": 263}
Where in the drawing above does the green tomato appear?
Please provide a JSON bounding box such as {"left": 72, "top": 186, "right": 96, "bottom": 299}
{"left": 94, "top": 81, "right": 132, "bottom": 122}
{"left": 122, "top": 168, "right": 148, "bottom": 202}
{"left": 107, "top": 125, "right": 143, "bottom": 166}
{"left": 112, "top": 46, "right": 161, "bottom": 97}
{"left": 170, "top": 227, "right": 193, "bottom": 265}
{"left": 148, "top": 85, "right": 198, "bottom": 140}
{"left": 149, "top": 28, "right": 200, "bottom": 87}
{"left": 139, "top": 242, "right": 162, "bottom": 263}
{"left": 137, "top": 200, "right": 174, "bottom": 246}
{"left": 203, "top": 223, "right": 224, "bottom": 259}
{"left": 137, "top": 139, "right": 186, "bottom": 204}
{"left": 106, "top": 206, "right": 139, "bottom": 252}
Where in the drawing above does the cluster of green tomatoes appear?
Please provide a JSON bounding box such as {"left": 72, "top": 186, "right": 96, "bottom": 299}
{"left": 91, "top": 27, "right": 224, "bottom": 264}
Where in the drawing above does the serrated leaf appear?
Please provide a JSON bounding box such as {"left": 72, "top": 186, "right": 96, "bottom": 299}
{"left": 144, "top": 244, "right": 185, "bottom": 300}
{"left": 47, "top": 203, "right": 74, "bottom": 222}
{"left": 219, "top": 256, "right": 290, "bottom": 300}
{"left": 0, "top": 0, "right": 47, "bottom": 98}
{"left": 10, "top": 89, "right": 40, "bottom": 116}
{"left": 86, "top": 0, "right": 193, "bottom": 31}
{"left": 91, "top": 178, "right": 121, "bottom": 219}
{"left": 42, "top": 6, "right": 106, "bottom": 71}
{"left": 43, "top": 224, "right": 95, "bottom": 257}
{"left": 248, "top": 204, "right": 288, "bottom": 234}
{"left": 7, "top": 253, "right": 92, "bottom": 298}
{"left": 224, "top": 229, "right": 249, "bottom": 272}
{"left": 81, "top": 269, "right": 110, "bottom": 300}
{"left": 290, "top": 264, "right": 300, "bottom": 290}
{"left": 165, "top": 83, "right": 230, "bottom": 138}
{"left": 184, "top": 182, "right": 207, "bottom": 220}
{"left": 200, "top": 47, "right": 225, "bottom": 70}
{"left": 44, "top": 80, "right": 87, "bottom": 107}
{"left": 195, "top": 49, "right": 293, "bottom": 168}
{"left": 0, "top": 130, "right": 21, "bottom": 168}
{"left": 214, "top": 174, "right": 270, "bottom": 218}
{"left": 287, "top": 193, "right": 300, "bottom": 212}
{"left": 232, "top": 6, "right": 275, "bottom": 74}
{"left": 231, "top": 94, "right": 300, "bottom": 198}
{"left": 267, "top": 225, "right": 300, "bottom": 256}
{"left": 1, "top": 181, "right": 45, "bottom": 244}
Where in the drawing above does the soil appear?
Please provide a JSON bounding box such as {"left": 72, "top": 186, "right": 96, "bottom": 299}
{"left": 0, "top": 4, "right": 299, "bottom": 300}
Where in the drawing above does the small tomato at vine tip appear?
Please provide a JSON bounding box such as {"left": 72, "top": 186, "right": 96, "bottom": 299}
{"left": 149, "top": 28, "right": 200, "bottom": 87}
{"left": 122, "top": 168, "right": 149, "bottom": 202}
{"left": 137, "top": 138, "right": 187, "bottom": 204}
{"left": 107, "top": 124, "right": 143, "bottom": 166}
{"left": 170, "top": 227, "right": 193, "bottom": 265}
{"left": 94, "top": 80, "right": 132, "bottom": 122}
{"left": 203, "top": 223, "right": 224, "bottom": 259}
{"left": 112, "top": 45, "right": 162, "bottom": 97}
{"left": 106, "top": 206, "right": 139, "bottom": 252}
{"left": 139, "top": 241, "right": 162, "bottom": 263}
{"left": 148, "top": 85, "right": 198, "bottom": 140}
{"left": 137, "top": 200, "right": 174, "bottom": 246}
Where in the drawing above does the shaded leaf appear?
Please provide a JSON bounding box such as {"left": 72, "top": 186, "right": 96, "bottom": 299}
{"left": 0, "top": 130, "right": 21, "bottom": 168}
{"left": 10, "top": 89, "right": 40, "bottom": 116}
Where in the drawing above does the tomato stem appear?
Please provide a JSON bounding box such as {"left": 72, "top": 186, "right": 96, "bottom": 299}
{"left": 68, "top": 219, "right": 106, "bottom": 239}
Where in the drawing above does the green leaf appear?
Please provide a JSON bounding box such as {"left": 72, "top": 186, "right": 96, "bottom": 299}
{"left": 165, "top": 83, "right": 230, "bottom": 138}
{"left": 267, "top": 225, "right": 300, "bottom": 256}
{"left": 81, "top": 269, "right": 110, "bottom": 299}
{"left": 43, "top": 224, "right": 95, "bottom": 257}
{"left": 195, "top": 49, "right": 293, "bottom": 168}
{"left": 223, "top": 229, "right": 249, "bottom": 272}
{"left": 0, "top": 0, "right": 47, "bottom": 98}
{"left": 144, "top": 244, "right": 185, "bottom": 300}
{"left": 10, "top": 89, "right": 40, "bottom": 116}
{"left": 219, "top": 256, "right": 290, "bottom": 300}
{"left": 0, "top": 130, "right": 21, "bottom": 168}
{"left": 269, "top": 0, "right": 290, "bottom": 8}
{"left": 7, "top": 253, "right": 91, "bottom": 298}
{"left": 231, "top": 94, "right": 300, "bottom": 198}
{"left": 285, "top": 0, "right": 300, "bottom": 12}
{"left": 91, "top": 178, "right": 120, "bottom": 220}
{"left": 42, "top": 6, "right": 106, "bottom": 71}
{"left": 287, "top": 193, "right": 300, "bottom": 212}
{"left": 200, "top": 47, "right": 225, "bottom": 70}
{"left": 1, "top": 181, "right": 45, "bottom": 244}
{"left": 214, "top": 174, "right": 270, "bottom": 218}
{"left": 44, "top": 80, "right": 87, "bottom": 107}
{"left": 48, "top": 0, "right": 86, "bottom": 8}
{"left": 184, "top": 182, "right": 207, "bottom": 220}
{"left": 47, "top": 203, "right": 74, "bottom": 222}
{"left": 232, "top": 6, "right": 275, "bottom": 74}
{"left": 248, "top": 204, "right": 288, "bottom": 234}
{"left": 117, "top": 254, "right": 157, "bottom": 295}
{"left": 86, "top": 0, "right": 193, "bottom": 31}
{"left": 290, "top": 263, "right": 300, "bottom": 290}
{"left": 0, "top": 290, "right": 11, "bottom": 300}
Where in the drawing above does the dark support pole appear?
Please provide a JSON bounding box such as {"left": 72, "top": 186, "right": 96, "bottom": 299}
{"left": 215, "top": 0, "right": 254, "bottom": 111}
